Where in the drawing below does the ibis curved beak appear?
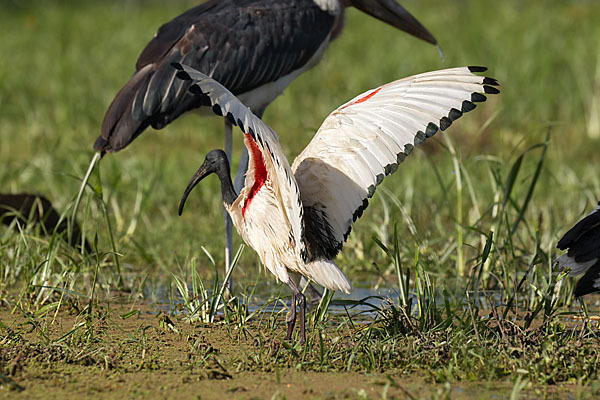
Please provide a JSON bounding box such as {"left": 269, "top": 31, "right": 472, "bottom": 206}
{"left": 178, "top": 163, "right": 210, "bottom": 216}
{"left": 350, "top": 0, "right": 437, "bottom": 45}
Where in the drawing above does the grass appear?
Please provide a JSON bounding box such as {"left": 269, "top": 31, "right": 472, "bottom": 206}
{"left": 1, "top": 0, "right": 600, "bottom": 398}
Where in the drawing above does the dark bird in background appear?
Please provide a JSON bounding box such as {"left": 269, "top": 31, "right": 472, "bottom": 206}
{"left": 1, "top": 193, "right": 91, "bottom": 253}
{"left": 75, "top": 0, "right": 438, "bottom": 291}
{"left": 95, "top": 0, "right": 437, "bottom": 154}
{"left": 557, "top": 202, "right": 600, "bottom": 297}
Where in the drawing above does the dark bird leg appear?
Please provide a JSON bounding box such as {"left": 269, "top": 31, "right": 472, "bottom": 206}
{"left": 71, "top": 152, "right": 101, "bottom": 252}
{"left": 286, "top": 273, "right": 306, "bottom": 344}
{"left": 223, "top": 119, "right": 234, "bottom": 296}
{"left": 233, "top": 147, "right": 249, "bottom": 193}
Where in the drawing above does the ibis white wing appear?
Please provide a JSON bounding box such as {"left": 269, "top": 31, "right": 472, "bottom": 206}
{"left": 175, "top": 63, "right": 307, "bottom": 262}
{"left": 292, "top": 66, "right": 499, "bottom": 260}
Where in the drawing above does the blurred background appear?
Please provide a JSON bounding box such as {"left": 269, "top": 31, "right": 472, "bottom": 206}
{"left": 0, "top": 0, "right": 599, "bottom": 295}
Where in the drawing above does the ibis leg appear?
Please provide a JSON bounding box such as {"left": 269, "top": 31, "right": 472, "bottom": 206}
{"left": 298, "top": 288, "right": 306, "bottom": 345}
{"left": 223, "top": 120, "right": 234, "bottom": 295}
{"left": 285, "top": 292, "right": 297, "bottom": 341}
{"left": 286, "top": 274, "right": 306, "bottom": 345}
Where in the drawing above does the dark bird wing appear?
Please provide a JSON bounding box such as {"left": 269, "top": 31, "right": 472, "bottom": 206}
{"left": 557, "top": 202, "right": 600, "bottom": 297}
{"left": 96, "top": 0, "right": 334, "bottom": 153}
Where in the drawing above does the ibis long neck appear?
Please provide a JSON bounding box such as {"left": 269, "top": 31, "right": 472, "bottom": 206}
{"left": 215, "top": 161, "right": 237, "bottom": 207}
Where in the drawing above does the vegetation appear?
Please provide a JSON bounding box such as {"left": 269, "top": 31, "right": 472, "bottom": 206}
{"left": 1, "top": 0, "right": 600, "bottom": 398}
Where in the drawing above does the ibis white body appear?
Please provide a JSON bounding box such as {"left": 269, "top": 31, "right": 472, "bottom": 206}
{"left": 226, "top": 135, "right": 353, "bottom": 292}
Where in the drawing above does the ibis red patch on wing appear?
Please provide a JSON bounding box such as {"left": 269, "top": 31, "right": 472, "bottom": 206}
{"left": 242, "top": 133, "right": 268, "bottom": 217}
{"left": 340, "top": 87, "right": 382, "bottom": 110}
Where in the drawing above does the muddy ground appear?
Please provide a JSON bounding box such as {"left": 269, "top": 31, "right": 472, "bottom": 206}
{"left": 0, "top": 302, "right": 592, "bottom": 399}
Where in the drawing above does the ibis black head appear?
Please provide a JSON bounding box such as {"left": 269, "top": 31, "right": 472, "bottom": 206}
{"left": 349, "top": 0, "right": 437, "bottom": 45}
{"left": 179, "top": 150, "right": 237, "bottom": 216}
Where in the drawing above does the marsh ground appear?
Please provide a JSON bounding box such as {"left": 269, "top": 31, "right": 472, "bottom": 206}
{"left": 2, "top": 302, "right": 599, "bottom": 400}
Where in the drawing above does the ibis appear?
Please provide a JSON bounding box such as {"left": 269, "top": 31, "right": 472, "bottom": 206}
{"left": 76, "top": 0, "right": 438, "bottom": 291}
{"left": 557, "top": 202, "right": 600, "bottom": 297}
{"left": 176, "top": 63, "right": 500, "bottom": 343}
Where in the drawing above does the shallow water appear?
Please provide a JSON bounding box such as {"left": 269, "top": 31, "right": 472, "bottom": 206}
{"left": 132, "top": 271, "right": 600, "bottom": 323}
{"left": 141, "top": 278, "right": 538, "bottom": 322}
{"left": 145, "top": 280, "right": 399, "bottom": 321}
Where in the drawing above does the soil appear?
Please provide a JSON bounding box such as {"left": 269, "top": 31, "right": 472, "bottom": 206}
{"left": 0, "top": 302, "right": 587, "bottom": 399}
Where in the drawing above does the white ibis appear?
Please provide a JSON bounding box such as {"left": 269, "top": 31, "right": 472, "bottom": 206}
{"left": 75, "top": 0, "right": 438, "bottom": 290}
{"left": 557, "top": 202, "right": 600, "bottom": 297}
{"left": 176, "top": 63, "right": 500, "bottom": 343}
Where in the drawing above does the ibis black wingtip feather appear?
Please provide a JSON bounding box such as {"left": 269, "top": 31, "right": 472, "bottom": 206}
{"left": 171, "top": 62, "right": 195, "bottom": 82}
{"left": 461, "top": 100, "right": 476, "bottom": 113}
{"left": 467, "top": 66, "right": 500, "bottom": 95}
{"left": 484, "top": 85, "right": 500, "bottom": 95}
{"left": 468, "top": 66, "right": 488, "bottom": 73}
{"left": 483, "top": 77, "right": 500, "bottom": 87}
{"left": 471, "top": 93, "right": 487, "bottom": 103}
